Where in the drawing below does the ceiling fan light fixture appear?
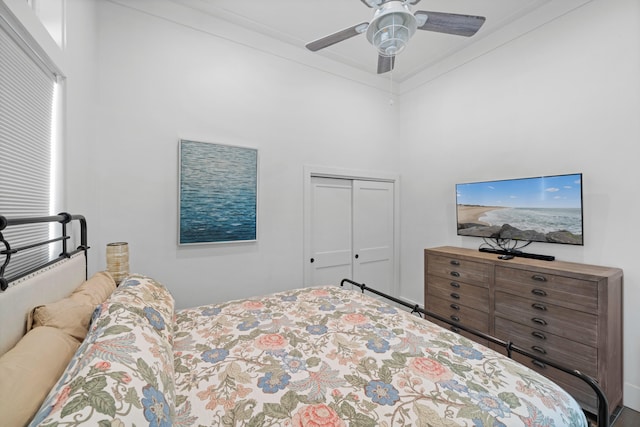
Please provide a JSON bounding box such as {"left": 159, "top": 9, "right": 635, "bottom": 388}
{"left": 372, "top": 16, "right": 410, "bottom": 56}
{"left": 366, "top": 2, "right": 417, "bottom": 57}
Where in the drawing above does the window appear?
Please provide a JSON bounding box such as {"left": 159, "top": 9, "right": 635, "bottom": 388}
{"left": 0, "top": 4, "right": 62, "bottom": 281}
{"left": 28, "top": 0, "right": 65, "bottom": 48}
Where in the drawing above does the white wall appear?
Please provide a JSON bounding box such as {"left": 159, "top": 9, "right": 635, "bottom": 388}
{"left": 64, "top": 0, "right": 100, "bottom": 228}
{"left": 87, "top": 1, "right": 401, "bottom": 308}
{"left": 398, "top": 0, "right": 640, "bottom": 411}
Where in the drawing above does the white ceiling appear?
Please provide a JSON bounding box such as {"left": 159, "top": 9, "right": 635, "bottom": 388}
{"left": 167, "top": 0, "right": 589, "bottom": 83}
{"left": 165, "top": 0, "right": 593, "bottom": 83}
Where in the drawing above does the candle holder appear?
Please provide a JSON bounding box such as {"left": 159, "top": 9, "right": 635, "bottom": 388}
{"left": 106, "top": 242, "right": 129, "bottom": 285}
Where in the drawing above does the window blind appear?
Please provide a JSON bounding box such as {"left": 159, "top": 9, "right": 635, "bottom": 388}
{"left": 0, "top": 12, "right": 57, "bottom": 281}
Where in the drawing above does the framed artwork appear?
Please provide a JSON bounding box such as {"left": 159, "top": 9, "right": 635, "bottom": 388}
{"left": 179, "top": 139, "right": 258, "bottom": 245}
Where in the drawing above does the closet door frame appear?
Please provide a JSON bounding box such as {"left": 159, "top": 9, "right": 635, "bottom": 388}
{"left": 303, "top": 165, "right": 400, "bottom": 296}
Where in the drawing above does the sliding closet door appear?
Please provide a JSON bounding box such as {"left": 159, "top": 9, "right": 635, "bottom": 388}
{"left": 309, "top": 177, "right": 353, "bottom": 286}
{"left": 308, "top": 176, "right": 394, "bottom": 292}
{"left": 352, "top": 180, "right": 394, "bottom": 295}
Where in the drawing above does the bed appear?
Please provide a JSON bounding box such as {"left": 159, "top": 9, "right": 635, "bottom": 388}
{"left": 0, "top": 214, "right": 606, "bottom": 427}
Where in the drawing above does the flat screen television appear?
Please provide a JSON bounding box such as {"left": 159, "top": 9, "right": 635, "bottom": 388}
{"left": 456, "top": 173, "right": 583, "bottom": 246}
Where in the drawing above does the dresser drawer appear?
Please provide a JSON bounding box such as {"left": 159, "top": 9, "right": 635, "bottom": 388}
{"left": 495, "top": 266, "right": 597, "bottom": 312}
{"left": 427, "top": 275, "right": 489, "bottom": 310}
{"left": 426, "top": 295, "right": 489, "bottom": 330}
{"left": 495, "top": 292, "right": 597, "bottom": 347}
{"left": 510, "top": 353, "right": 598, "bottom": 413}
{"left": 427, "top": 255, "right": 490, "bottom": 287}
{"left": 494, "top": 317, "right": 596, "bottom": 377}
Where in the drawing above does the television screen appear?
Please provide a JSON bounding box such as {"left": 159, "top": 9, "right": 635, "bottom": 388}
{"left": 456, "top": 173, "right": 583, "bottom": 245}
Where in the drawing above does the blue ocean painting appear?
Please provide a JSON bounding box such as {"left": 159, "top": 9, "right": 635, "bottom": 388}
{"left": 179, "top": 140, "right": 257, "bottom": 244}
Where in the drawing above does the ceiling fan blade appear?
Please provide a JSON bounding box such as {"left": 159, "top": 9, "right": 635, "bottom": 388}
{"left": 377, "top": 55, "right": 395, "bottom": 74}
{"left": 360, "top": 0, "right": 377, "bottom": 8}
{"left": 362, "top": 0, "right": 421, "bottom": 6}
{"left": 414, "top": 11, "right": 486, "bottom": 37}
{"left": 306, "top": 22, "right": 369, "bottom": 52}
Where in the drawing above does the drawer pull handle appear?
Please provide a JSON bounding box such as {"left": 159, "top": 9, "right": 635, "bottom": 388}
{"left": 450, "top": 303, "right": 460, "bottom": 311}
{"left": 531, "top": 345, "right": 547, "bottom": 354}
{"left": 450, "top": 271, "right": 460, "bottom": 277}
{"left": 531, "top": 317, "right": 547, "bottom": 326}
{"left": 450, "top": 293, "right": 460, "bottom": 300}
{"left": 450, "top": 315, "right": 460, "bottom": 322}
{"left": 531, "top": 289, "right": 547, "bottom": 297}
{"left": 450, "top": 260, "right": 460, "bottom": 266}
{"left": 531, "top": 274, "right": 547, "bottom": 282}
{"left": 532, "top": 303, "right": 547, "bottom": 311}
{"left": 531, "top": 331, "right": 546, "bottom": 340}
{"left": 450, "top": 282, "right": 460, "bottom": 288}
{"left": 531, "top": 360, "right": 547, "bottom": 369}
{"left": 450, "top": 326, "right": 459, "bottom": 333}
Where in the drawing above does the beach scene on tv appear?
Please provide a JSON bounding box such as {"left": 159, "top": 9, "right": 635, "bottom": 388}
{"left": 456, "top": 174, "right": 583, "bottom": 245}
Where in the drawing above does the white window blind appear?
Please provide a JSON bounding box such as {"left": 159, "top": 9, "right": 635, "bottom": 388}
{"left": 0, "top": 10, "right": 58, "bottom": 281}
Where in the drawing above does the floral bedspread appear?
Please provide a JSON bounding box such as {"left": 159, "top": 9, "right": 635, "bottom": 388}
{"left": 173, "top": 286, "right": 587, "bottom": 427}
{"left": 31, "top": 278, "right": 586, "bottom": 427}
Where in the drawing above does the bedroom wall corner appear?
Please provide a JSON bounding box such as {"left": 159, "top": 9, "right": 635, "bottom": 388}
{"left": 59, "top": 0, "right": 101, "bottom": 265}
{"left": 396, "top": 0, "right": 640, "bottom": 411}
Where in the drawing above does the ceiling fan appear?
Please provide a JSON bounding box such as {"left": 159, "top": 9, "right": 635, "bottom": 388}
{"left": 305, "top": 0, "right": 486, "bottom": 74}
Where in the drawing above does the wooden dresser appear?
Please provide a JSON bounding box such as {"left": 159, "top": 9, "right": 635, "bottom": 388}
{"left": 424, "top": 246, "right": 623, "bottom": 415}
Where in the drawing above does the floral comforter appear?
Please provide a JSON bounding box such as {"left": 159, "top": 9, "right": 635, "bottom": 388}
{"left": 173, "top": 286, "right": 586, "bottom": 427}
{"left": 32, "top": 277, "right": 586, "bottom": 427}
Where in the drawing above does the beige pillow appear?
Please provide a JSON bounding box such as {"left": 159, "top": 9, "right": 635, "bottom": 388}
{"left": 28, "top": 271, "right": 117, "bottom": 340}
{"left": 0, "top": 326, "right": 80, "bottom": 427}
{"left": 70, "top": 271, "right": 116, "bottom": 306}
{"left": 30, "top": 297, "right": 95, "bottom": 341}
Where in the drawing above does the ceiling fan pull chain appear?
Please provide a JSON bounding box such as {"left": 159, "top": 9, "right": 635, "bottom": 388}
{"left": 389, "top": 67, "right": 394, "bottom": 107}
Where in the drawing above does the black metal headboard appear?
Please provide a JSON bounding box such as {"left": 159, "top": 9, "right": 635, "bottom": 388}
{"left": 0, "top": 213, "right": 88, "bottom": 291}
